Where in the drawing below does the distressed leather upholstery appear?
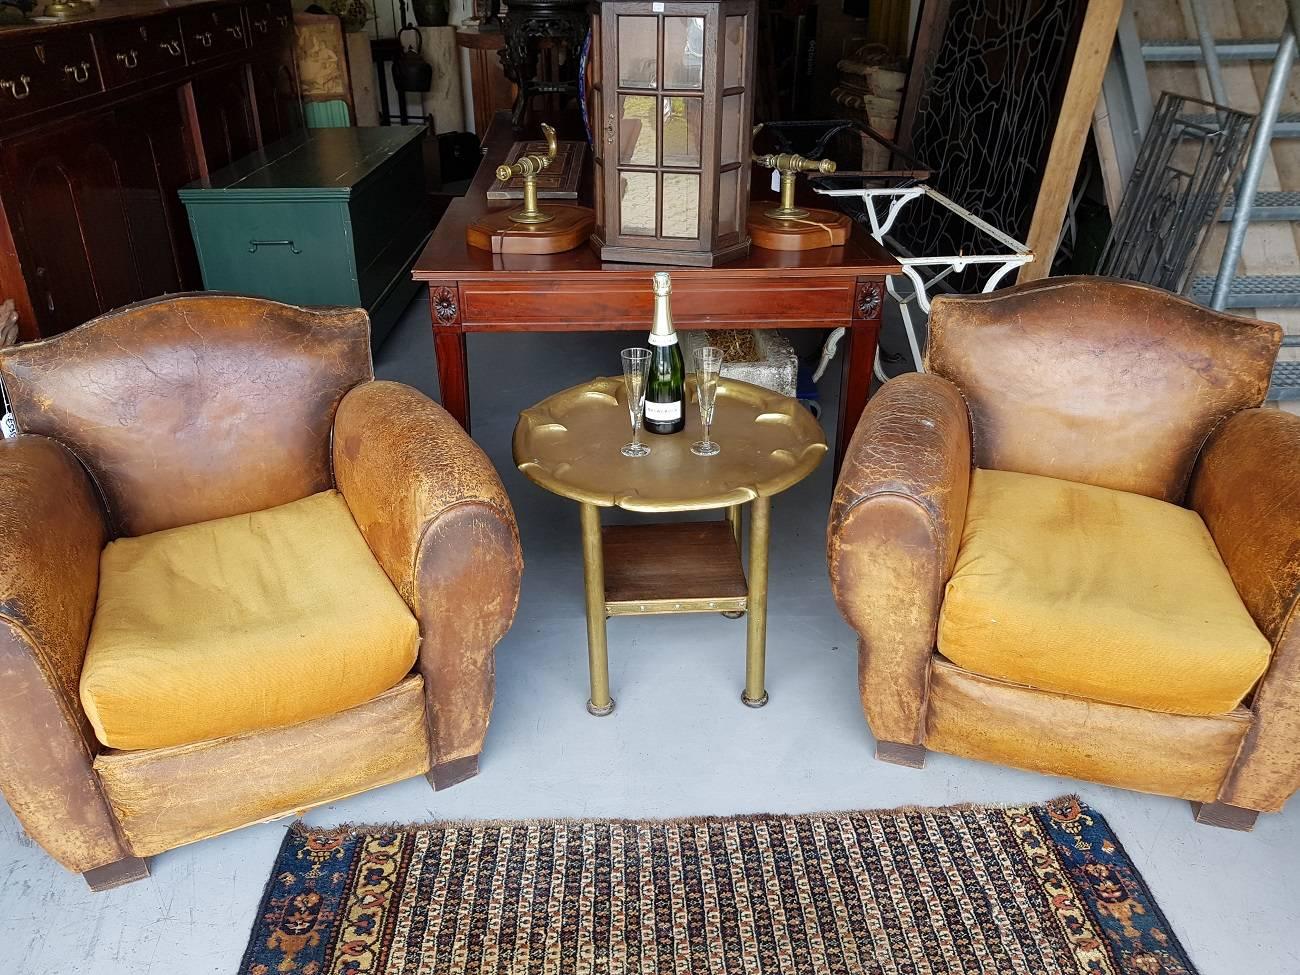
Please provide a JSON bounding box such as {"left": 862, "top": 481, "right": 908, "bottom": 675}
{"left": 829, "top": 276, "right": 1299, "bottom": 821}
{"left": 0, "top": 294, "right": 522, "bottom": 881}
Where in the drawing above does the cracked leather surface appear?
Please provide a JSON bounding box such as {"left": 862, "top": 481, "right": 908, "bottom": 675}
{"left": 827, "top": 372, "right": 971, "bottom": 746}
{"left": 0, "top": 436, "right": 128, "bottom": 872}
{"left": 333, "top": 380, "right": 523, "bottom": 769}
{"left": 1191, "top": 408, "right": 1300, "bottom": 811}
{"left": 0, "top": 293, "right": 374, "bottom": 537}
{"left": 926, "top": 276, "right": 1281, "bottom": 503}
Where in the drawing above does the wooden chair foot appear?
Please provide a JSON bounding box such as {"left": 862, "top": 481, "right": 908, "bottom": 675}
{"left": 876, "top": 740, "right": 927, "bottom": 769}
{"left": 83, "top": 856, "right": 149, "bottom": 891}
{"left": 426, "top": 753, "right": 480, "bottom": 791}
{"left": 1191, "top": 800, "right": 1259, "bottom": 831}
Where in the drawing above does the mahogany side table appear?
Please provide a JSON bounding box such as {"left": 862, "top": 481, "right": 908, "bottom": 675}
{"left": 412, "top": 111, "right": 901, "bottom": 471}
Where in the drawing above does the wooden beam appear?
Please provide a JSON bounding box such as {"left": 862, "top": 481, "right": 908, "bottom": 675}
{"left": 1019, "top": 0, "right": 1125, "bottom": 282}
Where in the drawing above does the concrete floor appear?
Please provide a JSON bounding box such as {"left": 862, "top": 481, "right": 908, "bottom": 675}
{"left": 2, "top": 293, "right": 1297, "bottom": 974}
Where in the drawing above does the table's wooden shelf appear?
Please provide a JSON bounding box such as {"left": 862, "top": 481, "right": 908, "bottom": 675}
{"left": 602, "top": 521, "right": 748, "bottom": 616}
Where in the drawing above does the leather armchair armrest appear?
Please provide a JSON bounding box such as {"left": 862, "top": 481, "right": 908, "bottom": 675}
{"left": 1189, "top": 408, "right": 1300, "bottom": 812}
{"left": 0, "top": 435, "right": 131, "bottom": 872}
{"left": 333, "top": 381, "right": 523, "bottom": 780}
{"left": 827, "top": 372, "right": 972, "bottom": 748}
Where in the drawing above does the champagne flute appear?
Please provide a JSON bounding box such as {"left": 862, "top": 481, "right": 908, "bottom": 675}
{"left": 620, "top": 348, "right": 652, "bottom": 457}
{"left": 691, "top": 346, "right": 723, "bottom": 457}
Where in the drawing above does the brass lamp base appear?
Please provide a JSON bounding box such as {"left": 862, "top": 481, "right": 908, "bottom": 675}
{"left": 747, "top": 202, "right": 851, "bottom": 252}
{"left": 466, "top": 203, "right": 595, "bottom": 255}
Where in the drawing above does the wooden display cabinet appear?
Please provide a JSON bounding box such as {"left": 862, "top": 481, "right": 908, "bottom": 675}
{"left": 0, "top": 0, "right": 302, "bottom": 340}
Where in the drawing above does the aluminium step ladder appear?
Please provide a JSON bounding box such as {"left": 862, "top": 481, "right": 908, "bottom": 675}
{"left": 1142, "top": 0, "right": 1300, "bottom": 398}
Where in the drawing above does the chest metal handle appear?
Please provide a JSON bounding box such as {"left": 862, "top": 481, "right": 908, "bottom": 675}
{"left": 196, "top": 31, "right": 213, "bottom": 48}
{"left": 248, "top": 239, "right": 302, "bottom": 254}
{"left": 160, "top": 39, "right": 182, "bottom": 56}
{"left": 226, "top": 25, "right": 244, "bottom": 41}
{"left": 116, "top": 50, "right": 139, "bottom": 69}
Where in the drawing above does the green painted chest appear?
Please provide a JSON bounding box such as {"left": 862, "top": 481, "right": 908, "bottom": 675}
{"left": 179, "top": 125, "right": 430, "bottom": 344}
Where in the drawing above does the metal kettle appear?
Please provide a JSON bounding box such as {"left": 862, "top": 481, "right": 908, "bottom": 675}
{"left": 392, "top": 25, "right": 433, "bottom": 93}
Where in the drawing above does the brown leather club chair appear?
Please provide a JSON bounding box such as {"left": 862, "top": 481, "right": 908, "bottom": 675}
{"left": 828, "top": 276, "right": 1300, "bottom": 830}
{"left": 0, "top": 294, "right": 522, "bottom": 889}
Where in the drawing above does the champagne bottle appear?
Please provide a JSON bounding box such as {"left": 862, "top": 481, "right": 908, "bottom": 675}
{"left": 644, "top": 271, "right": 686, "bottom": 435}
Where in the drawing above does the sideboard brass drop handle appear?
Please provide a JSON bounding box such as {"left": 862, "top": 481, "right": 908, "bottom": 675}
{"left": 226, "top": 25, "right": 244, "bottom": 41}
{"left": 116, "top": 49, "right": 139, "bottom": 69}
{"left": 0, "top": 75, "right": 31, "bottom": 100}
{"left": 62, "top": 61, "right": 91, "bottom": 84}
{"left": 160, "top": 40, "right": 182, "bottom": 56}
{"left": 196, "top": 31, "right": 213, "bottom": 48}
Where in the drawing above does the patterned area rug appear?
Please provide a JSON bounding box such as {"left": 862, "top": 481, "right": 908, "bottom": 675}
{"left": 239, "top": 796, "right": 1196, "bottom": 974}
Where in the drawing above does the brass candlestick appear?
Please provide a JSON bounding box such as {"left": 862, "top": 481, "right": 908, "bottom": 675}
{"left": 746, "top": 135, "right": 849, "bottom": 252}
{"left": 751, "top": 151, "right": 837, "bottom": 221}
{"left": 466, "top": 120, "right": 595, "bottom": 254}
{"left": 494, "top": 122, "right": 558, "bottom": 225}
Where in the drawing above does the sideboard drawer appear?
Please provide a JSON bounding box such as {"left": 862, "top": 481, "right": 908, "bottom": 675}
{"left": 100, "top": 16, "right": 187, "bottom": 88}
{"left": 458, "top": 275, "right": 857, "bottom": 329}
{"left": 245, "top": 0, "right": 292, "bottom": 49}
{"left": 0, "top": 34, "right": 102, "bottom": 121}
{"left": 181, "top": 5, "right": 250, "bottom": 62}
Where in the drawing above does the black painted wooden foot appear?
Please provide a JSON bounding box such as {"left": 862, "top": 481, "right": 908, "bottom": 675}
{"left": 875, "top": 740, "right": 927, "bottom": 769}
{"left": 1191, "top": 800, "right": 1259, "bottom": 831}
{"left": 427, "top": 753, "right": 480, "bottom": 791}
{"left": 83, "top": 856, "right": 149, "bottom": 891}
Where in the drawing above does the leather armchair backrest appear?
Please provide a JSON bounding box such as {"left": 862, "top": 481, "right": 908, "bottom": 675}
{"left": 0, "top": 294, "right": 373, "bottom": 537}
{"left": 925, "top": 276, "right": 1281, "bottom": 502}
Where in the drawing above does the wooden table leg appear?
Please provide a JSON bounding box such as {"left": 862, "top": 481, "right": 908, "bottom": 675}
{"left": 742, "top": 495, "right": 770, "bottom": 707}
{"left": 580, "top": 502, "right": 614, "bottom": 716}
{"left": 433, "top": 328, "right": 471, "bottom": 431}
{"left": 834, "top": 319, "right": 880, "bottom": 476}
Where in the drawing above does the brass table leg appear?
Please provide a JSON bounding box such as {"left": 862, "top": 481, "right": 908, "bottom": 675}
{"left": 743, "top": 495, "right": 770, "bottom": 707}
{"left": 726, "top": 503, "right": 742, "bottom": 543}
{"left": 580, "top": 502, "right": 614, "bottom": 716}
{"left": 721, "top": 504, "right": 747, "bottom": 619}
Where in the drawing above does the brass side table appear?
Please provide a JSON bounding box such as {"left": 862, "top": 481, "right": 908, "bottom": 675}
{"left": 513, "top": 376, "right": 827, "bottom": 714}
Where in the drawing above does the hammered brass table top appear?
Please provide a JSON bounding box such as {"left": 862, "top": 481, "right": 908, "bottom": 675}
{"left": 513, "top": 376, "right": 827, "bottom": 512}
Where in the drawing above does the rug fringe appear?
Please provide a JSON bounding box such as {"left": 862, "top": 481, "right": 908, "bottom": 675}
{"left": 284, "top": 793, "right": 1085, "bottom": 840}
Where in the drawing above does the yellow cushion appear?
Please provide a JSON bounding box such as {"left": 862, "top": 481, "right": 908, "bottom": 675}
{"left": 81, "top": 490, "right": 420, "bottom": 750}
{"left": 937, "top": 469, "right": 1270, "bottom": 716}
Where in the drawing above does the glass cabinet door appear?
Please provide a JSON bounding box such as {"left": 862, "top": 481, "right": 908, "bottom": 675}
{"left": 601, "top": 3, "right": 711, "bottom": 248}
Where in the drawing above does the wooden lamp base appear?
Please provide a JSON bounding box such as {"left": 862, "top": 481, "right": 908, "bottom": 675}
{"left": 466, "top": 204, "right": 596, "bottom": 255}
{"left": 747, "top": 202, "right": 852, "bottom": 252}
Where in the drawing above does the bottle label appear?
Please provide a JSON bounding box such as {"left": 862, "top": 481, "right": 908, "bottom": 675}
{"left": 644, "top": 399, "right": 682, "bottom": 422}
{"left": 648, "top": 332, "right": 678, "bottom": 347}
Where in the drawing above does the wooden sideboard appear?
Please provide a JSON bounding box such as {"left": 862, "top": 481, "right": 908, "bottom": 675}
{"left": 0, "top": 0, "right": 302, "bottom": 340}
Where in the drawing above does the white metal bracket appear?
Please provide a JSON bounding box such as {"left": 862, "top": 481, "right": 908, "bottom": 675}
{"left": 809, "top": 184, "right": 1033, "bottom": 384}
